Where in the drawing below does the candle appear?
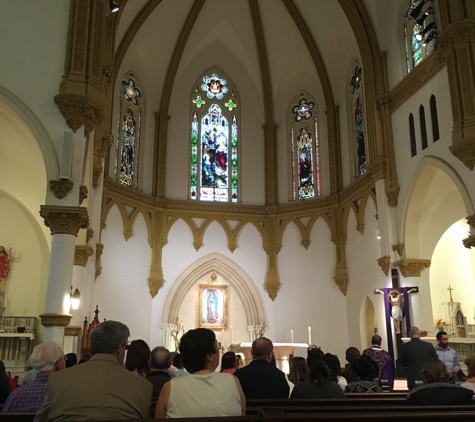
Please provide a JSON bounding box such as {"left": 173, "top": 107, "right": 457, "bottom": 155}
{"left": 291, "top": 329, "right": 294, "bottom": 343}
{"left": 221, "top": 329, "right": 225, "bottom": 346}
{"left": 308, "top": 326, "right": 312, "bottom": 345}
{"left": 230, "top": 325, "right": 234, "bottom": 344}
{"left": 449, "top": 307, "right": 452, "bottom": 318}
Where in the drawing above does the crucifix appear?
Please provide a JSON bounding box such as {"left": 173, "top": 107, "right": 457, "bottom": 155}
{"left": 374, "top": 268, "right": 419, "bottom": 335}
{"left": 447, "top": 285, "right": 454, "bottom": 302}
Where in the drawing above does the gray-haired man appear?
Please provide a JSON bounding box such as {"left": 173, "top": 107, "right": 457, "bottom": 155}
{"left": 34, "top": 320, "right": 152, "bottom": 421}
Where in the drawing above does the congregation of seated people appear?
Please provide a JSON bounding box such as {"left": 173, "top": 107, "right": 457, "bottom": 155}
{"left": 1, "top": 324, "right": 475, "bottom": 420}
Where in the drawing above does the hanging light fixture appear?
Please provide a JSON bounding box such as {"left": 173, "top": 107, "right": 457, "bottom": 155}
{"left": 70, "top": 287, "right": 81, "bottom": 310}
{"left": 415, "top": 22, "right": 436, "bottom": 41}
{"left": 109, "top": 1, "right": 119, "bottom": 13}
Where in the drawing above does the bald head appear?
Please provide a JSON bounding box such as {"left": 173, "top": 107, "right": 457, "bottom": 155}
{"left": 150, "top": 346, "right": 171, "bottom": 370}
{"left": 251, "top": 337, "right": 273, "bottom": 360}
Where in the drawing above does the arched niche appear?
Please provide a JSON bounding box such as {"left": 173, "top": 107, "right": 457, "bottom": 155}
{"left": 360, "top": 296, "right": 377, "bottom": 350}
{"left": 162, "top": 253, "right": 265, "bottom": 332}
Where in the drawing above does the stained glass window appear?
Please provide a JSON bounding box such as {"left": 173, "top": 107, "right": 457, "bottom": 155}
{"left": 116, "top": 75, "right": 141, "bottom": 187}
{"left": 355, "top": 97, "right": 367, "bottom": 176}
{"left": 190, "top": 72, "right": 238, "bottom": 202}
{"left": 412, "top": 24, "right": 423, "bottom": 68}
{"left": 290, "top": 94, "right": 321, "bottom": 200}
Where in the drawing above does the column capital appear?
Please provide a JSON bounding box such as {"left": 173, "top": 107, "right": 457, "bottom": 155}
{"left": 74, "top": 245, "right": 94, "bottom": 266}
{"left": 49, "top": 179, "right": 74, "bottom": 200}
{"left": 377, "top": 255, "right": 391, "bottom": 276}
{"left": 40, "top": 205, "right": 89, "bottom": 236}
{"left": 64, "top": 325, "right": 82, "bottom": 336}
{"left": 39, "top": 313, "right": 73, "bottom": 327}
{"left": 394, "top": 258, "right": 431, "bottom": 277}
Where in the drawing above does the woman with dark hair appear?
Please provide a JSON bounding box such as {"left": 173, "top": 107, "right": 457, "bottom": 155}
{"left": 125, "top": 339, "right": 151, "bottom": 377}
{"left": 290, "top": 355, "right": 345, "bottom": 398}
{"left": 220, "top": 351, "right": 237, "bottom": 374}
{"left": 406, "top": 358, "right": 473, "bottom": 405}
{"left": 288, "top": 357, "right": 309, "bottom": 385}
{"left": 155, "top": 328, "right": 245, "bottom": 418}
{"left": 345, "top": 355, "right": 382, "bottom": 393}
{"left": 324, "top": 353, "right": 347, "bottom": 391}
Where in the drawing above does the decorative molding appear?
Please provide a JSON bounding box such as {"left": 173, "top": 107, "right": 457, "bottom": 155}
{"left": 392, "top": 243, "right": 405, "bottom": 256}
{"left": 39, "top": 205, "right": 89, "bottom": 236}
{"left": 54, "top": 94, "right": 103, "bottom": 135}
{"left": 92, "top": 163, "right": 103, "bottom": 188}
{"left": 463, "top": 235, "right": 475, "bottom": 249}
{"left": 95, "top": 243, "right": 104, "bottom": 279}
{"left": 39, "top": 313, "right": 73, "bottom": 327}
{"left": 79, "top": 185, "right": 88, "bottom": 205}
{"left": 377, "top": 255, "right": 391, "bottom": 276}
{"left": 265, "top": 267, "right": 280, "bottom": 301}
{"left": 334, "top": 261, "right": 348, "bottom": 296}
{"left": 64, "top": 325, "right": 82, "bottom": 336}
{"left": 74, "top": 245, "right": 94, "bottom": 266}
{"left": 149, "top": 266, "right": 165, "bottom": 298}
{"left": 49, "top": 179, "right": 74, "bottom": 200}
{"left": 86, "top": 227, "right": 94, "bottom": 243}
{"left": 387, "top": 50, "right": 446, "bottom": 114}
{"left": 449, "top": 142, "right": 475, "bottom": 171}
{"left": 394, "top": 258, "right": 431, "bottom": 277}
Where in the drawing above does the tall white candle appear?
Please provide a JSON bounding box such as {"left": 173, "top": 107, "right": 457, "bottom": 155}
{"left": 230, "top": 325, "right": 234, "bottom": 344}
{"left": 308, "top": 326, "right": 312, "bottom": 345}
{"left": 291, "top": 329, "right": 294, "bottom": 343}
{"left": 222, "top": 329, "right": 225, "bottom": 346}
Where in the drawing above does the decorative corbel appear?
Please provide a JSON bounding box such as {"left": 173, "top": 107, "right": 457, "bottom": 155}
{"left": 377, "top": 255, "right": 391, "bottom": 276}
{"left": 49, "top": 180, "right": 74, "bottom": 200}
{"left": 394, "top": 258, "right": 431, "bottom": 277}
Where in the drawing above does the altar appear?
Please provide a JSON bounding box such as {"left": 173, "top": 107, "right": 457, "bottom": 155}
{"left": 230, "top": 342, "right": 308, "bottom": 373}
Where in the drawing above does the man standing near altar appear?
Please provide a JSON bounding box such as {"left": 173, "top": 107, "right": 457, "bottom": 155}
{"left": 435, "top": 331, "right": 460, "bottom": 375}
{"left": 363, "top": 335, "right": 394, "bottom": 391}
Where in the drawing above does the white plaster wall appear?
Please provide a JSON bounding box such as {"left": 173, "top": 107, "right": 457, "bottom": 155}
{"left": 345, "top": 199, "right": 389, "bottom": 352}
{"left": 430, "top": 220, "right": 475, "bottom": 322}
{"left": 392, "top": 67, "right": 475, "bottom": 241}
{"left": 151, "top": 220, "right": 269, "bottom": 348}
{"left": 93, "top": 206, "right": 152, "bottom": 341}
{"left": 277, "top": 218, "right": 348, "bottom": 360}
{"left": 0, "top": 195, "right": 49, "bottom": 319}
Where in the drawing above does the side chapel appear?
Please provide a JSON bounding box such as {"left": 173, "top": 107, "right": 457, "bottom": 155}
{"left": 1, "top": 0, "right": 475, "bottom": 377}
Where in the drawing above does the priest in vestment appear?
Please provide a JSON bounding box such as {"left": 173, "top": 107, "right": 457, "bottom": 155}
{"left": 363, "top": 335, "right": 394, "bottom": 391}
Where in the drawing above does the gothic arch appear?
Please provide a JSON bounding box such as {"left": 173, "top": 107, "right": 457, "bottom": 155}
{"left": 162, "top": 252, "right": 265, "bottom": 327}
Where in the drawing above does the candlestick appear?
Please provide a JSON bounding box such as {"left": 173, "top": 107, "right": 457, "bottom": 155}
{"left": 230, "top": 325, "right": 234, "bottom": 344}
{"left": 291, "top": 329, "right": 294, "bottom": 343}
{"left": 308, "top": 326, "right": 312, "bottom": 345}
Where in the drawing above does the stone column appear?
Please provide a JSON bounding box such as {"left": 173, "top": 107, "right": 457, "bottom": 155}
{"left": 39, "top": 205, "right": 89, "bottom": 344}
{"left": 63, "top": 325, "right": 81, "bottom": 355}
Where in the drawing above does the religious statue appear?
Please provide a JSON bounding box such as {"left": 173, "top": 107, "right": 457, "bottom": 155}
{"left": 0, "top": 246, "right": 12, "bottom": 293}
{"left": 434, "top": 318, "right": 446, "bottom": 335}
{"left": 375, "top": 288, "right": 416, "bottom": 334}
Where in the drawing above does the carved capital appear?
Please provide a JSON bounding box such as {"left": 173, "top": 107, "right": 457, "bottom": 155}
{"left": 49, "top": 179, "right": 74, "bottom": 200}
{"left": 394, "top": 258, "right": 431, "bottom": 277}
{"left": 377, "top": 255, "right": 391, "bottom": 276}
{"left": 39, "top": 313, "right": 72, "bottom": 327}
{"left": 95, "top": 243, "right": 104, "bottom": 279}
{"left": 149, "top": 267, "right": 165, "bottom": 298}
{"left": 449, "top": 142, "right": 475, "bottom": 171}
{"left": 64, "top": 325, "right": 82, "bottom": 336}
{"left": 93, "top": 163, "right": 103, "bottom": 189}
{"left": 54, "top": 93, "right": 103, "bottom": 135}
{"left": 86, "top": 227, "right": 94, "bottom": 244}
{"left": 334, "top": 261, "right": 348, "bottom": 296}
{"left": 74, "top": 245, "right": 94, "bottom": 266}
{"left": 79, "top": 185, "right": 88, "bottom": 205}
{"left": 386, "top": 186, "right": 400, "bottom": 208}
{"left": 265, "top": 268, "right": 280, "bottom": 301}
{"left": 463, "top": 234, "right": 475, "bottom": 249}
{"left": 467, "top": 214, "right": 475, "bottom": 230}
{"left": 392, "top": 243, "right": 405, "bottom": 257}
{"left": 40, "top": 205, "right": 89, "bottom": 236}
{"left": 102, "top": 134, "right": 114, "bottom": 158}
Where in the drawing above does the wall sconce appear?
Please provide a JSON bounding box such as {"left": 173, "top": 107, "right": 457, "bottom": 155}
{"left": 70, "top": 287, "right": 81, "bottom": 310}
{"left": 109, "top": 1, "right": 119, "bottom": 13}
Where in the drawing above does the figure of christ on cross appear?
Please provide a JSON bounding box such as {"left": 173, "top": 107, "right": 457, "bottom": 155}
{"left": 375, "top": 288, "right": 417, "bottom": 334}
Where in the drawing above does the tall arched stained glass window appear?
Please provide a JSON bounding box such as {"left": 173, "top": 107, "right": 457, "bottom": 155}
{"left": 116, "top": 75, "right": 142, "bottom": 187}
{"left": 355, "top": 97, "right": 367, "bottom": 176}
{"left": 412, "top": 23, "right": 423, "bottom": 68}
{"left": 290, "top": 94, "right": 321, "bottom": 200}
{"left": 190, "top": 72, "right": 239, "bottom": 202}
